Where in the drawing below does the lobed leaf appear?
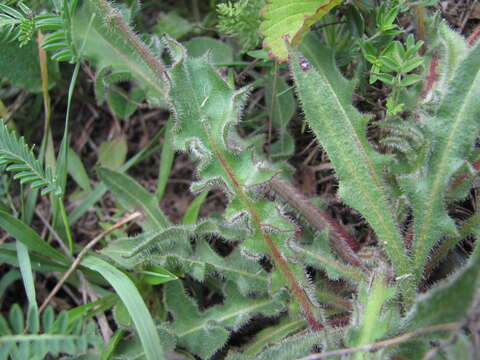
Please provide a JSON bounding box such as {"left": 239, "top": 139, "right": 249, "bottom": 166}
{"left": 164, "top": 280, "right": 287, "bottom": 359}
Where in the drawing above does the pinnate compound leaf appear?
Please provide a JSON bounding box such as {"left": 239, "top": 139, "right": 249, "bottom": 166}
{"left": 164, "top": 280, "right": 287, "bottom": 359}
{"left": 260, "top": 0, "right": 344, "bottom": 61}
{"left": 290, "top": 39, "right": 412, "bottom": 293}
{"left": 400, "top": 41, "right": 480, "bottom": 282}
{"left": 0, "top": 304, "right": 100, "bottom": 360}
{"left": 0, "top": 122, "right": 61, "bottom": 196}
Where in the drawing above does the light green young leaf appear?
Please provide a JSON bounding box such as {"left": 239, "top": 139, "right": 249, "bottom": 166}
{"left": 184, "top": 37, "right": 234, "bottom": 65}
{"left": 400, "top": 41, "right": 480, "bottom": 282}
{"left": 182, "top": 191, "right": 209, "bottom": 225}
{"left": 290, "top": 38, "right": 412, "bottom": 296}
{"left": 67, "top": 148, "right": 92, "bottom": 193}
{"left": 165, "top": 280, "right": 286, "bottom": 359}
{"left": 82, "top": 256, "right": 165, "bottom": 360}
{"left": 347, "top": 274, "right": 398, "bottom": 360}
{"left": 98, "top": 137, "right": 128, "bottom": 170}
{"left": 260, "top": 0, "right": 345, "bottom": 61}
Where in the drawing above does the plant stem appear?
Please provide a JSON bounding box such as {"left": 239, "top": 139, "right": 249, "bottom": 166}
{"left": 269, "top": 178, "right": 365, "bottom": 268}
{"left": 59, "top": 200, "right": 74, "bottom": 255}
{"left": 204, "top": 124, "right": 322, "bottom": 331}
{"left": 92, "top": 0, "right": 166, "bottom": 92}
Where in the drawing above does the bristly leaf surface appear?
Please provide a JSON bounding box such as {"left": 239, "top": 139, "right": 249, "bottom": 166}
{"left": 290, "top": 40, "right": 413, "bottom": 297}
{"left": 400, "top": 41, "right": 480, "bottom": 282}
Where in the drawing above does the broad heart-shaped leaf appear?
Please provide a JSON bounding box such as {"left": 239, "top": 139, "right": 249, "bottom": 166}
{"left": 260, "top": 0, "right": 344, "bottom": 61}
{"left": 72, "top": 0, "right": 167, "bottom": 106}
{"left": 164, "top": 280, "right": 287, "bottom": 359}
{"left": 400, "top": 41, "right": 480, "bottom": 283}
{"left": 165, "top": 36, "right": 320, "bottom": 327}
{"left": 290, "top": 39, "right": 413, "bottom": 297}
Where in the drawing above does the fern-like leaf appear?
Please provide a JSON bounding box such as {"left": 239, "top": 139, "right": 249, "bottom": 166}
{"left": 0, "top": 122, "right": 61, "bottom": 196}
{"left": 260, "top": 0, "right": 345, "bottom": 61}
{"left": 0, "top": 305, "right": 100, "bottom": 360}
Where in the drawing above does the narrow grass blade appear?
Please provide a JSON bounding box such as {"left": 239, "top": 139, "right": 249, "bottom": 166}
{"left": 82, "top": 256, "right": 165, "bottom": 360}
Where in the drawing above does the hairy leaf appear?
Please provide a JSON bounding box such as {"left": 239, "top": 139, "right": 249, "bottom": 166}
{"left": 260, "top": 0, "right": 344, "bottom": 61}
{"left": 72, "top": 0, "right": 167, "bottom": 105}
{"left": 290, "top": 38, "right": 413, "bottom": 297}
{"left": 165, "top": 280, "right": 287, "bottom": 359}
{"left": 165, "top": 36, "right": 321, "bottom": 328}
{"left": 400, "top": 41, "right": 480, "bottom": 282}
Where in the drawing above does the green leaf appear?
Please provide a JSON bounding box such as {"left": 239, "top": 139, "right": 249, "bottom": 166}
{"left": 72, "top": 0, "right": 166, "bottom": 106}
{"left": 400, "top": 41, "right": 480, "bottom": 282}
{"left": 182, "top": 191, "right": 208, "bottom": 225}
{"left": 260, "top": 0, "right": 345, "bottom": 61}
{"left": 156, "top": 117, "right": 175, "bottom": 200}
{"left": 184, "top": 37, "right": 234, "bottom": 65}
{"left": 165, "top": 280, "right": 286, "bottom": 359}
{"left": 347, "top": 275, "right": 397, "bottom": 360}
{"left": 165, "top": 36, "right": 320, "bottom": 326}
{"left": 265, "top": 75, "right": 295, "bottom": 160}
{"left": 243, "top": 318, "right": 306, "bottom": 357}
{"left": 97, "top": 168, "right": 170, "bottom": 230}
{"left": 101, "top": 227, "right": 269, "bottom": 296}
{"left": 153, "top": 11, "right": 192, "bottom": 40}
{"left": 82, "top": 256, "right": 165, "bottom": 360}
{"left": 291, "top": 37, "right": 413, "bottom": 297}
{"left": 0, "top": 211, "right": 66, "bottom": 263}
{"left": 107, "top": 86, "right": 144, "bottom": 120}
{"left": 98, "top": 136, "right": 128, "bottom": 170}
{"left": 68, "top": 148, "right": 92, "bottom": 193}
{"left": 228, "top": 332, "right": 325, "bottom": 360}
{"left": 0, "top": 121, "right": 61, "bottom": 196}
{"left": 139, "top": 265, "right": 177, "bottom": 285}
{"left": 0, "top": 38, "right": 58, "bottom": 92}
{"left": 403, "top": 248, "right": 480, "bottom": 330}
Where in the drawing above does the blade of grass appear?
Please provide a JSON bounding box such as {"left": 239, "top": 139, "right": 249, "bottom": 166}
{"left": 0, "top": 210, "right": 66, "bottom": 263}
{"left": 82, "top": 255, "right": 165, "bottom": 360}
{"left": 156, "top": 117, "right": 175, "bottom": 200}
